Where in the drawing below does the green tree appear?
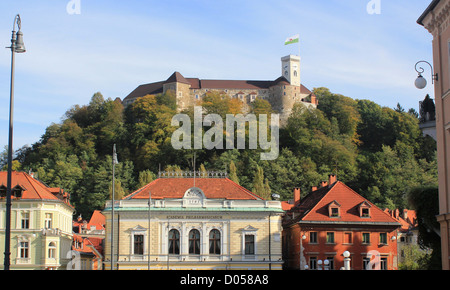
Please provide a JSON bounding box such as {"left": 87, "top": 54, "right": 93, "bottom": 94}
{"left": 229, "top": 160, "right": 239, "bottom": 185}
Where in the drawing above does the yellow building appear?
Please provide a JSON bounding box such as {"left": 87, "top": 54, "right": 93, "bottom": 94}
{"left": 0, "top": 172, "right": 74, "bottom": 270}
{"left": 418, "top": 0, "right": 450, "bottom": 270}
{"left": 103, "top": 172, "right": 284, "bottom": 270}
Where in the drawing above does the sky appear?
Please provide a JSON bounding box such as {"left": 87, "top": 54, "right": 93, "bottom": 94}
{"left": 0, "top": 0, "right": 435, "bottom": 150}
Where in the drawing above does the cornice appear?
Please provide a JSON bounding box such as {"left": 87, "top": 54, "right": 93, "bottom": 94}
{"left": 421, "top": 0, "right": 450, "bottom": 36}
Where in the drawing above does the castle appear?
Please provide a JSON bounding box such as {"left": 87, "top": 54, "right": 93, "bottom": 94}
{"left": 123, "top": 55, "right": 318, "bottom": 122}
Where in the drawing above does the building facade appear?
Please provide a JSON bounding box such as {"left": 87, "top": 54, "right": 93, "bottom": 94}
{"left": 123, "top": 55, "right": 318, "bottom": 123}
{"left": 72, "top": 210, "right": 105, "bottom": 270}
{"left": 282, "top": 175, "right": 401, "bottom": 270}
{"left": 102, "top": 172, "right": 284, "bottom": 270}
{"left": 418, "top": 0, "right": 450, "bottom": 270}
{"left": 0, "top": 172, "right": 74, "bottom": 270}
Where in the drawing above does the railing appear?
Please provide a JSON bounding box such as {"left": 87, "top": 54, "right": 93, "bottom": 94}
{"left": 109, "top": 253, "right": 283, "bottom": 264}
{"left": 159, "top": 170, "right": 228, "bottom": 179}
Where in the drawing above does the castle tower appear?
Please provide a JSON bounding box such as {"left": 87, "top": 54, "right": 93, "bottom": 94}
{"left": 281, "top": 55, "right": 301, "bottom": 87}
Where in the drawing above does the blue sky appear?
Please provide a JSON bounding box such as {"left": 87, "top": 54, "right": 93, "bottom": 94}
{"left": 0, "top": 0, "right": 434, "bottom": 150}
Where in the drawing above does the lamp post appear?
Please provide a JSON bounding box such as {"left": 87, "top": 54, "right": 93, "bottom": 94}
{"left": 342, "top": 251, "right": 351, "bottom": 270}
{"left": 4, "top": 14, "right": 26, "bottom": 271}
{"left": 415, "top": 61, "right": 438, "bottom": 89}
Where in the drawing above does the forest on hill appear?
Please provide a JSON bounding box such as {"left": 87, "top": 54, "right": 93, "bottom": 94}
{"left": 3, "top": 88, "right": 438, "bottom": 219}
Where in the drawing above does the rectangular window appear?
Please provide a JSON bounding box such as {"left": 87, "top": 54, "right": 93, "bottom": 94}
{"left": 45, "top": 213, "right": 52, "bottom": 229}
{"left": 331, "top": 207, "right": 339, "bottom": 217}
{"left": 245, "top": 235, "right": 255, "bottom": 255}
{"left": 326, "top": 257, "right": 334, "bottom": 270}
{"left": 309, "top": 232, "right": 318, "bottom": 244}
{"left": 134, "top": 234, "right": 144, "bottom": 255}
{"left": 363, "top": 257, "right": 370, "bottom": 270}
{"left": 21, "top": 212, "right": 30, "bottom": 229}
{"left": 379, "top": 233, "right": 387, "bottom": 244}
{"left": 20, "top": 242, "right": 29, "bottom": 258}
{"left": 362, "top": 233, "right": 370, "bottom": 244}
{"left": 326, "top": 232, "right": 335, "bottom": 244}
{"left": 362, "top": 208, "right": 370, "bottom": 217}
{"left": 344, "top": 232, "right": 352, "bottom": 244}
{"left": 380, "top": 257, "right": 388, "bottom": 270}
{"left": 309, "top": 257, "right": 317, "bottom": 270}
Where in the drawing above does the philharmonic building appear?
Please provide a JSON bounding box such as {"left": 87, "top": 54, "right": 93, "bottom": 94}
{"left": 103, "top": 172, "right": 284, "bottom": 270}
{"left": 123, "top": 55, "right": 318, "bottom": 123}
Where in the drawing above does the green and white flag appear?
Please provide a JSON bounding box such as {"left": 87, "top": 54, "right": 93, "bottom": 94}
{"left": 285, "top": 34, "right": 299, "bottom": 45}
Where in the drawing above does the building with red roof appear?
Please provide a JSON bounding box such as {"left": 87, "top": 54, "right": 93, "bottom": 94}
{"left": 72, "top": 210, "right": 105, "bottom": 270}
{"left": 103, "top": 171, "right": 284, "bottom": 270}
{"left": 0, "top": 171, "right": 74, "bottom": 270}
{"left": 283, "top": 174, "right": 401, "bottom": 270}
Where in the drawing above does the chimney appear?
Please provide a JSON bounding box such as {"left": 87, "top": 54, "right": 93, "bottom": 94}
{"left": 328, "top": 174, "right": 337, "bottom": 185}
{"left": 320, "top": 181, "right": 328, "bottom": 188}
{"left": 311, "top": 94, "right": 318, "bottom": 105}
{"left": 294, "top": 188, "right": 301, "bottom": 205}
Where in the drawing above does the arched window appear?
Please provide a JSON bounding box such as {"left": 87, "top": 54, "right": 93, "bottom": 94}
{"left": 209, "top": 229, "right": 221, "bottom": 255}
{"left": 189, "top": 229, "right": 200, "bottom": 255}
{"left": 168, "top": 229, "right": 180, "bottom": 255}
{"left": 48, "top": 242, "right": 56, "bottom": 258}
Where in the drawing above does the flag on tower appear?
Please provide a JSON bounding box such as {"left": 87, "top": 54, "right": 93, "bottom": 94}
{"left": 285, "top": 34, "right": 299, "bottom": 45}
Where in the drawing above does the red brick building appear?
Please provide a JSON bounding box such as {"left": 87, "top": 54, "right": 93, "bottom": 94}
{"left": 282, "top": 175, "right": 401, "bottom": 270}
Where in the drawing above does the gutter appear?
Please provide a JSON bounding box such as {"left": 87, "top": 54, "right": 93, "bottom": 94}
{"left": 417, "top": 0, "right": 441, "bottom": 26}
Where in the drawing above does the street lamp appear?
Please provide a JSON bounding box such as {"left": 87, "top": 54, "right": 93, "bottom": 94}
{"left": 415, "top": 61, "right": 438, "bottom": 89}
{"left": 4, "top": 14, "right": 26, "bottom": 271}
{"left": 342, "top": 251, "right": 351, "bottom": 270}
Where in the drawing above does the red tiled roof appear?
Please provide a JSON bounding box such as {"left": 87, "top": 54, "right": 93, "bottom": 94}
{"left": 88, "top": 210, "right": 105, "bottom": 230}
{"left": 125, "top": 178, "right": 263, "bottom": 200}
{"left": 281, "top": 201, "right": 294, "bottom": 211}
{"left": 0, "top": 171, "right": 71, "bottom": 205}
{"left": 290, "top": 181, "right": 399, "bottom": 224}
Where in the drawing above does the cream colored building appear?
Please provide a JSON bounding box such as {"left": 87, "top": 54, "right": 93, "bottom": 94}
{"left": 0, "top": 172, "right": 74, "bottom": 270}
{"left": 103, "top": 172, "right": 284, "bottom": 270}
{"left": 418, "top": 0, "right": 450, "bottom": 270}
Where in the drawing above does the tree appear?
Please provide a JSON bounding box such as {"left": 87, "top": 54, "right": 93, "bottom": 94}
{"left": 138, "top": 170, "right": 156, "bottom": 188}
{"left": 407, "top": 186, "right": 441, "bottom": 270}
{"left": 252, "top": 165, "right": 271, "bottom": 200}
{"left": 229, "top": 160, "right": 239, "bottom": 185}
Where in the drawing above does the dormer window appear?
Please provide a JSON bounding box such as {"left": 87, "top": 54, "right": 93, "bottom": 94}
{"left": 328, "top": 200, "right": 341, "bottom": 218}
{"left": 0, "top": 185, "right": 6, "bottom": 198}
{"left": 359, "top": 201, "right": 372, "bottom": 218}
{"left": 12, "top": 185, "right": 26, "bottom": 199}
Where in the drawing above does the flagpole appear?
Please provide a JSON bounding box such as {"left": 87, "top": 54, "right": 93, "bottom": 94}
{"left": 148, "top": 190, "right": 151, "bottom": 270}
{"left": 111, "top": 144, "right": 118, "bottom": 270}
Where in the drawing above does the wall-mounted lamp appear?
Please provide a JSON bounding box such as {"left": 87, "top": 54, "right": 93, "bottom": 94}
{"left": 415, "top": 61, "right": 438, "bottom": 89}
